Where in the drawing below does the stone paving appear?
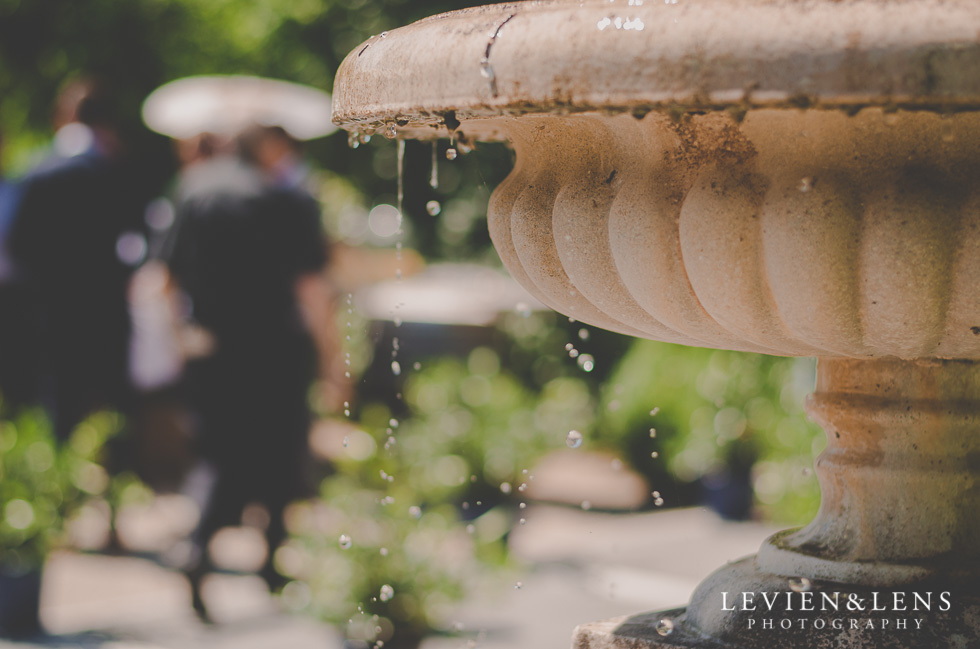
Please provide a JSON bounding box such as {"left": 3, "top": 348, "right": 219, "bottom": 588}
{"left": 0, "top": 506, "right": 778, "bottom": 649}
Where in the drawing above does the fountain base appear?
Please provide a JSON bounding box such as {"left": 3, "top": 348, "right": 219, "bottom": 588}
{"left": 576, "top": 357, "right": 980, "bottom": 649}
{"left": 574, "top": 559, "right": 980, "bottom": 649}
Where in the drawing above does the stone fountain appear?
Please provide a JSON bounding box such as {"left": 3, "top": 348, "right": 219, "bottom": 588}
{"left": 332, "top": 0, "right": 980, "bottom": 646}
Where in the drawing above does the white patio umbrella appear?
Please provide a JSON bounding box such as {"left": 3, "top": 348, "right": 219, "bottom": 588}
{"left": 141, "top": 75, "right": 336, "bottom": 140}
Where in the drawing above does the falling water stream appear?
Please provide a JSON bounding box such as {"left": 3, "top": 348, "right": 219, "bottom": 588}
{"left": 338, "top": 126, "right": 674, "bottom": 647}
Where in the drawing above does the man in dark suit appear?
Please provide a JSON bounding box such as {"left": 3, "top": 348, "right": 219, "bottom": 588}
{"left": 166, "top": 141, "right": 335, "bottom": 619}
{"left": 8, "top": 77, "right": 151, "bottom": 439}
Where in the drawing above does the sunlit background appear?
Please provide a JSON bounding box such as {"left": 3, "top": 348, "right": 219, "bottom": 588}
{"left": 0, "top": 1, "right": 824, "bottom": 648}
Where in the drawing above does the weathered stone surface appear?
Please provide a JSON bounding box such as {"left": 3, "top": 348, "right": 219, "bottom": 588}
{"left": 333, "top": 0, "right": 980, "bottom": 134}
{"left": 488, "top": 109, "right": 980, "bottom": 359}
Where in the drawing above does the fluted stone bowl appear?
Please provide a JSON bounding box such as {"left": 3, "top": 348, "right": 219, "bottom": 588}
{"left": 334, "top": 0, "right": 980, "bottom": 361}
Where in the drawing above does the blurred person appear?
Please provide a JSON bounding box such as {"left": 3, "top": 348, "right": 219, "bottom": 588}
{"left": 237, "top": 124, "right": 312, "bottom": 191}
{"left": 235, "top": 123, "right": 348, "bottom": 406}
{"left": 165, "top": 135, "right": 342, "bottom": 619}
{"left": 0, "top": 131, "right": 38, "bottom": 410}
{"left": 7, "top": 76, "right": 152, "bottom": 440}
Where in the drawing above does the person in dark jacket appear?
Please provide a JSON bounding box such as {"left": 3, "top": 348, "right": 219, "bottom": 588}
{"left": 8, "top": 77, "right": 151, "bottom": 440}
{"left": 166, "top": 145, "right": 336, "bottom": 619}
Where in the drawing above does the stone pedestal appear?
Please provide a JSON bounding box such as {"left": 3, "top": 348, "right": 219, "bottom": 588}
{"left": 576, "top": 358, "right": 980, "bottom": 648}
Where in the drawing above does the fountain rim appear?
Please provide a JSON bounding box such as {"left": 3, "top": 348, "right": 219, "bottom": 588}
{"left": 332, "top": 0, "right": 980, "bottom": 137}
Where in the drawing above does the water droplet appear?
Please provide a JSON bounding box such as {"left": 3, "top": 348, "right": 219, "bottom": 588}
{"left": 649, "top": 428, "right": 657, "bottom": 438}
{"left": 339, "top": 534, "right": 352, "bottom": 549}
{"left": 656, "top": 618, "right": 674, "bottom": 636}
{"left": 568, "top": 348, "right": 580, "bottom": 358}
{"left": 383, "top": 123, "right": 398, "bottom": 139}
{"left": 654, "top": 497, "right": 664, "bottom": 507}
{"left": 578, "top": 328, "right": 590, "bottom": 340}
{"left": 798, "top": 177, "right": 813, "bottom": 193}
{"left": 391, "top": 361, "right": 402, "bottom": 376}
{"left": 519, "top": 517, "right": 526, "bottom": 525}
{"left": 651, "top": 451, "right": 659, "bottom": 459}
{"left": 519, "top": 502, "right": 526, "bottom": 509}
{"left": 359, "top": 132, "right": 372, "bottom": 145}
{"left": 446, "top": 148, "right": 458, "bottom": 160}
{"left": 518, "top": 482, "right": 528, "bottom": 492}
{"left": 566, "top": 430, "right": 583, "bottom": 448}
{"left": 396, "top": 138, "right": 405, "bottom": 216}
{"left": 413, "top": 361, "right": 421, "bottom": 370}
{"left": 514, "top": 581, "right": 523, "bottom": 590}
{"left": 500, "top": 482, "right": 512, "bottom": 494}
{"left": 380, "top": 547, "right": 389, "bottom": 556}
{"left": 380, "top": 584, "right": 395, "bottom": 602}
{"left": 348, "top": 131, "right": 360, "bottom": 149}
{"left": 430, "top": 141, "right": 440, "bottom": 189}
{"left": 581, "top": 500, "right": 592, "bottom": 511}
{"left": 789, "top": 577, "right": 813, "bottom": 593}
{"left": 409, "top": 505, "right": 422, "bottom": 519}
{"left": 479, "top": 57, "right": 494, "bottom": 79}
{"left": 564, "top": 343, "right": 574, "bottom": 351}
{"left": 650, "top": 407, "right": 660, "bottom": 416}
{"left": 577, "top": 354, "right": 595, "bottom": 372}
{"left": 389, "top": 418, "right": 399, "bottom": 428}
{"left": 426, "top": 200, "right": 441, "bottom": 216}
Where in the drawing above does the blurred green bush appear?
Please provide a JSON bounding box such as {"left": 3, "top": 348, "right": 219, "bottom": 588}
{"left": 289, "top": 345, "right": 582, "bottom": 645}
{"left": 0, "top": 408, "right": 125, "bottom": 572}
{"left": 597, "top": 341, "right": 824, "bottom": 524}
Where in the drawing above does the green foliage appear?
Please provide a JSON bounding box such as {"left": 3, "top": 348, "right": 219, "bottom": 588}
{"left": 0, "top": 409, "right": 124, "bottom": 572}
{"left": 284, "top": 488, "right": 473, "bottom": 646}
{"left": 289, "top": 346, "right": 579, "bottom": 644}
{"left": 399, "top": 347, "right": 590, "bottom": 490}
{"left": 598, "top": 340, "right": 824, "bottom": 524}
